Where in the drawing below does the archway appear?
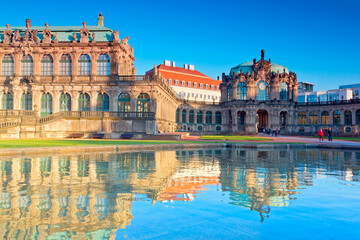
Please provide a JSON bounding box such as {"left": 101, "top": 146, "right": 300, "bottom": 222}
{"left": 256, "top": 109, "right": 268, "bottom": 132}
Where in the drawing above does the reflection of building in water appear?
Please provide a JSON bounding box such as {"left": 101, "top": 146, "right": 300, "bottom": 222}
{"left": 0, "top": 150, "right": 178, "bottom": 239}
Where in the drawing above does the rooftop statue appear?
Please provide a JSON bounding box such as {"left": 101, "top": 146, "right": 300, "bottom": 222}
{"left": 97, "top": 12, "right": 104, "bottom": 26}
{"left": 42, "top": 23, "right": 52, "bottom": 44}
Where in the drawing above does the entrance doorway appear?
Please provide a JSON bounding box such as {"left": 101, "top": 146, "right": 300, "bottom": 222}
{"left": 256, "top": 109, "right": 268, "bottom": 132}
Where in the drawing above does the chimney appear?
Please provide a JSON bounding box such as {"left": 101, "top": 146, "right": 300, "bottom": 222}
{"left": 184, "top": 64, "right": 188, "bottom": 69}
{"left": 189, "top": 65, "right": 194, "bottom": 70}
{"left": 164, "top": 60, "right": 171, "bottom": 66}
{"left": 172, "top": 61, "right": 176, "bottom": 67}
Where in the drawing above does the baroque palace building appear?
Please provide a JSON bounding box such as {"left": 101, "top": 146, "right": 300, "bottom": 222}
{"left": 0, "top": 15, "right": 359, "bottom": 138}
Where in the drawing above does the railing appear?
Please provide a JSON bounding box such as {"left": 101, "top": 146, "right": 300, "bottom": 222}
{"left": 0, "top": 120, "right": 21, "bottom": 129}
{"left": 297, "top": 99, "right": 360, "bottom": 106}
{"left": 118, "top": 75, "right": 145, "bottom": 81}
{"left": 0, "top": 110, "right": 35, "bottom": 117}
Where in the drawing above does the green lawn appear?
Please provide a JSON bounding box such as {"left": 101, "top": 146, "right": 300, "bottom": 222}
{"left": 0, "top": 139, "right": 205, "bottom": 149}
{"left": 200, "top": 135, "right": 272, "bottom": 141}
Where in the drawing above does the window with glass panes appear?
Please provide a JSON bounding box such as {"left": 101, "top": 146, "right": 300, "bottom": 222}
{"left": 137, "top": 93, "right": 150, "bottom": 115}
{"left": 215, "top": 111, "right": 222, "bottom": 124}
{"left": 21, "top": 93, "right": 32, "bottom": 110}
{"left": 2, "top": 93, "right": 13, "bottom": 110}
{"left": 97, "top": 54, "right": 110, "bottom": 75}
{"left": 333, "top": 110, "right": 341, "bottom": 125}
{"left": 182, "top": 110, "right": 186, "bottom": 123}
{"left": 41, "top": 55, "right": 53, "bottom": 76}
{"left": 96, "top": 93, "right": 109, "bottom": 111}
{"left": 297, "top": 112, "right": 306, "bottom": 125}
{"left": 78, "top": 55, "right": 91, "bottom": 76}
{"left": 344, "top": 110, "right": 352, "bottom": 125}
{"left": 321, "top": 111, "right": 329, "bottom": 125}
{"left": 118, "top": 93, "right": 131, "bottom": 113}
{"left": 279, "top": 82, "right": 288, "bottom": 100}
{"left": 197, "top": 111, "right": 203, "bottom": 123}
{"left": 256, "top": 81, "right": 268, "bottom": 100}
{"left": 21, "top": 55, "right": 33, "bottom": 75}
{"left": 78, "top": 93, "right": 90, "bottom": 111}
{"left": 309, "top": 111, "right": 318, "bottom": 125}
{"left": 227, "top": 85, "right": 233, "bottom": 101}
{"left": 2, "top": 55, "right": 14, "bottom": 76}
{"left": 206, "top": 111, "right": 212, "bottom": 124}
{"left": 41, "top": 93, "right": 52, "bottom": 117}
{"left": 60, "top": 55, "right": 72, "bottom": 76}
{"left": 59, "top": 93, "right": 71, "bottom": 111}
{"left": 189, "top": 110, "right": 194, "bottom": 124}
{"left": 236, "top": 82, "right": 246, "bottom": 100}
{"left": 238, "top": 111, "right": 245, "bottom": 125}
{"left": 176, "top": 109, "right": 180, "bottom": 123}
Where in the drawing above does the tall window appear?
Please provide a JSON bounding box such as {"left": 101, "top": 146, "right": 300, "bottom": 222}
{"left": 197, "top": 111, "right": 203, "bottom": 124}
{"left": 176, "top": 109, "right": 180, "bottom": 123}
{"left": 78, "top": 93, "right": 90, "bottom": 111}
{"left": 21, "top": 55, "right": 33, "bottom": 75}
{"left": 1, "top": 93, "right": 13, "bottom": 110}
{"left": 227, "top": 85, "right": 233, "bottom": 101}
{"left": 41, "top": 93, "right": 52, "bottom": 117}
{"left": 96, "top": 93, "right": 110, "bottom": 111}
{"left": 356, "top": 110, "right": 360, "bottom": 125}
{"left": 137, "top": 93, "right": 150, "bottom": 114}
{"left": 206, "top": 111, "right": 212, "bottom": 124}
{"left": 280, "top": 111, "right": 287, "bottom": 126}
{"left": 60, "top": 54, "right": 72, "bottom": 76}
{"left": 189, "top": 110, "right": 194, "bottom": 124}
{"left": 321, "top": 111, "right": 329, "bottom": 125}
{"left": 182, "top": 109, "right": 187, "bottom": 123}
{"left": 41, "top": 55, "right": 53, "bottom": 76}
{"left": 118, "top": 93, "right": 131, "bottom": 112}
{"left": 78, "top": 54, "right": 91, "bottom": 76}
{"left": 333, "top": 110, "right": 340, "bottom": 125}
{"left": 59, "top": 93, "right": 71, "bottom": 111}
{"left": 256, "top": 81, "right": 268, "bottom": 100}
{"left": 236, "top": 82, "right": 246, "bottom": 100}
{"left": 215, "top": 111, "right": 222, "bottom": 124}
{"left": 97, "top": 54, "right": 110, "bottom": 76}
{"left": 238, "top": 111, "right": 246, "bottom": 125}
{"left": 21, "top": 93, "right": 32, "bottom": 110}
{"left": 2, "top": 55, "right": 14, "bottom": 76}
{"left": 279, "top": 82, "right": 288, "bottom": 101}
{"left": 297, "top": 112, "right": 306, "bottom": 125}
{"left": 309, "top": 111, "right": 318, "bottom": 125}
{"left": 344, "top": 110, "right": 352, "bottom": 125}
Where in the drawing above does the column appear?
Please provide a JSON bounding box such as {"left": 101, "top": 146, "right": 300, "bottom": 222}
{"left": 90, "top": 53, "right": 98, "bottom": 81}
{"left": 90, "top": 90, "right": 97, "bottom": 111}
{"left": 14, "top": 53, "right": 21, "bottom": 77}
{"left": 52, "top": 90, "right": 60, "bottom": 113}
{"left": 71, "top": 52, "right": 80, "bottom": 82}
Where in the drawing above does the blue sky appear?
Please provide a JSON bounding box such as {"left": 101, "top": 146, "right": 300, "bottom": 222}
{"left": 1, "top": 0, "right": 359, "bottom": 90}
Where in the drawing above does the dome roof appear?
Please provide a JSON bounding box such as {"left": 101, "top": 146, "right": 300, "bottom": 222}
{"left": 230, "top": 61, "right": 289, "bottom": 75}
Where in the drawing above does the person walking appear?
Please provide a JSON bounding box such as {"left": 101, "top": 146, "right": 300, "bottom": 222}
{"left": 328, "top": 127, "right": 333, "bottom": 141}
{"left": 318, "top": 128, "right": 324, "bottom": 141}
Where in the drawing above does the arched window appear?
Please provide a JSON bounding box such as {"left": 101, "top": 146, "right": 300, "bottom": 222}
{"left": 78, "top": 54, "right": 91, "bottom": 76}
{"left": 333, "top": 110, "right": 340, "bottom": 125}
{"left": 321, "top": 111, "right": 330, "bottom": 125}
{"left": 59, "top": 93, "right": 71, "bottom": 111}
{"left": 280, "top": 111, "right": 287, "bottom": 126}
{"left": 78, "top": 93, "right": 90, "bottom": 111}
{"left": 256, "top": 81, "right": 268, "bottom": 100}
{"left": 227, "top": 85, "right": 233, "bottom": 101}
{"left": 279, "top": 82, "right": 288, "bottom": 101}
{"left": 96, "top": 93, "right": 109, "bottom": 111}
{"left": 206, "top": 111, "right": 212, "bottom": 124}
{"left": 60, "top": 54, "right": 72, "bottom": 76}
{"left": 182, "top": 109, "right": 187, "bottom": 123}
{"left": 356, "top": 110, "right": 360, "bottom": 125}
{"left": 236, "top": 82, "right": 246, "bottom": 100}
{"left": 1, "top": 93, "right": 13, "bottom": 110}
{"left": 238, "top": 111, "right": 246, "bottom": 125}
{"left": 21, "top": 55, "right": 33, "bottom": 75}
{"left": 2, "top": 55, "right": 14, "bottom": 76}
{"left": 41, "top": 55, "right": 53, "bottom": 76}
{"left": 176, "top": 109, "right": 180, "bottom": 123}
{"left": 118, "top": 93, "right": 131, "bottom": 113}
{"left": 21, "top": 93, "right": 32, "bottom": 110}
{"left": 297, "top": 112, "right": 306, "bottom": 125}
{"left": 189, "top": 110, "right": 194, "bottom": 124}
{"left": 344, "top": 110, "right": 352, "bottom": 125}
{"left": 97, "top": 54, "right": 110, "bottom": 76}
{"left": 215, "top": 111, "right": 222, "bottom": 124}
{"left": 197, "top": 111, "right": 203, "bottom": 124}
{"left": 309, "top": 111, "right": 318, "bottom": 125}
{"left": 137, "top": 93, "right": 150, "bottom": 114}
{"left": 41, "top": 93, "right": 52, "bottom": 117}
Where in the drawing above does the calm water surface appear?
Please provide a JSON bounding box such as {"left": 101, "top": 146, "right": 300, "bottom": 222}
{"left": 1, "top": 148, "right": 360, "bottom": 239}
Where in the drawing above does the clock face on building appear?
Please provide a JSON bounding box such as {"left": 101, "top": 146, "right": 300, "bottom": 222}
{"left": 259, "top": 82, "right": 266, "bottom": 90}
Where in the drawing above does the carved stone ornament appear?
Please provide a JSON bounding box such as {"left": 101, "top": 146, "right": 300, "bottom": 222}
{"left": 54, "top": 33, "right": 58, "bottom": 43}
{"left": 42, "top": 23, "right": 52, "bottom": 44}
{"left": 72, "top": 33, "right": 77, "bottom": 43}
{"left": 80, "top": 22, "right": 89, "bottom": 43}
{"left": 92, "top": 32, "right": 96, "bottom": 43}
{"left": 3, "top": 24, "right": 12, "bottom": 44}
{"left": 113, "top": 30, "right": 120, "bottom": 43}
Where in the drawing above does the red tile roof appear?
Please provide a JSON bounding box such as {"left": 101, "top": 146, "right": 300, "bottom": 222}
{"left": 147, "top": 64, "right": 221, "bottom": 91}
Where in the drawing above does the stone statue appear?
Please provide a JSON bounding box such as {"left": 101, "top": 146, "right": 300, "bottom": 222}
{"left": 92, "top": 32, "right": 96, "bottom": 43}
{"left": 3, "top": 24, "right": 12, "bottom": 44}
{"left": 261, "top": 49, "right": 265, "bottom": 60}
{"left": 113, "top": 30, "right": 120, "bottom": 43}
{"left": 80, "top": 22, "right": 89, "bottom": 43}
{"left": 13, "top": 29, "right": 20, "bottom": 42}
{"left": 72, "top": 33, "right": 77, "bottom": 43}
{"left": 42, "top": 23, "right": 52, "bottom": 44}
{"left": 32, "top": 30, "right": 39, "bottom": 44}
{"left": 122, "top": 36, "right": 130, "bottom": 45}
{"left": 54, "top": 33, "right": 58, "bottom": 43}
{"left": 26, "top": 19, "right": 31, "bottom": 30}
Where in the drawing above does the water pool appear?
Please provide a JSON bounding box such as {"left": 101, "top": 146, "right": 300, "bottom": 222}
{"left": 0, "top": 148, "right": 359, "bottom": 239}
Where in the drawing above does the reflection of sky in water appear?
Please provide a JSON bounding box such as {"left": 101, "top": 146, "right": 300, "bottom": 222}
{"left": 0, "top": 149, "right": 359, "bottom": 239}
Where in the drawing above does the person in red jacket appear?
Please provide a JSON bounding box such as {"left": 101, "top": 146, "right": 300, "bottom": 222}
{"left": 318, "top": 128, "right": 324, "bottom": 141}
